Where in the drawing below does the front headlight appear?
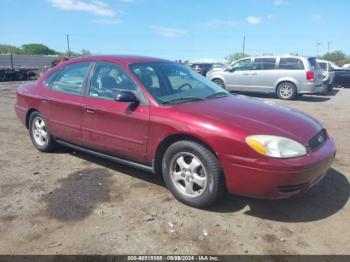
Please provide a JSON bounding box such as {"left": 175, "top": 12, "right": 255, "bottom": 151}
{"left": 246, "top": 135, "right": 307, "bottom": 158}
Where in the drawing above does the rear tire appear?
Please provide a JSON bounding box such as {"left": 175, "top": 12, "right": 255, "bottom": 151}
{"left": 15, "top": 71, "right": 24, "bottom": 81}
{"left": 162, "top": 141, "right": 225, "bottom": 208}
{"left": 29, "top": 111, "right": 56, "bottom": 152}
{"left": 276, "top": 82, "right": 297, "bottom": 100}
{"left": 213, "top": 79, "right": 226, "bottom": 89}
{"left": 0, "top": 72, "right": 6, "bottom": 81}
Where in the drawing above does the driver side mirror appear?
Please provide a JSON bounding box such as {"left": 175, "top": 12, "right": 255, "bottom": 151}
{"left": 114, "top": 91, "right": 139, "bottom": 103}
{"left": 226, "top": 67, "right": 235, "bottom": 72}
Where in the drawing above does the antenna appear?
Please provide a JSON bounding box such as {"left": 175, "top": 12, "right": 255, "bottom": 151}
{"left": 66, "top": 34, "right": 71, "bottom": 57}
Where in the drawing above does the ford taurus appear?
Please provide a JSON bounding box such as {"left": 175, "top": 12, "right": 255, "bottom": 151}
{"left": 15, "top": 55, "right": 336, "bottom": 207}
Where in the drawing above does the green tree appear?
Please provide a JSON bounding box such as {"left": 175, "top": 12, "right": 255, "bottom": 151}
{"left": 321, "top": 50, "right": 347, "bottom": 63}
{"left": 21, "top": 43, "right": 58, "bottom": 55}
{"left": 0, "top": 44, "right": 23, "bottom": 54}
{"left": 225, "top": 52, "right": 249, "bottom": 63}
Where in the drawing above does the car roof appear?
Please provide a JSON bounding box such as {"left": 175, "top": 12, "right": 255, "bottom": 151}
{"left": 316, "top": 59, "right": 331, "bottom": 63}
{"left": 61, "top": 55, "right": 172, "bottom": 67}
{"left": 247, "top": 55, "right": 314, "bottom": 59}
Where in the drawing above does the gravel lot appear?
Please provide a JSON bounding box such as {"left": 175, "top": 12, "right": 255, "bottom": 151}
{"left": 0, "top": 81, "right": 349, "bottom": 255}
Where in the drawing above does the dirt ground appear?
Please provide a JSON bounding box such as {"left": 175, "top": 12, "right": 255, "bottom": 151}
{"left": 0, "top": 81, "right": 349, "bottom": 255}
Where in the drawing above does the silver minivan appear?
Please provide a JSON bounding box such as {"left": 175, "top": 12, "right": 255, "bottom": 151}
{"left": 207, "top": 55, "right": 324, "bottom": 100}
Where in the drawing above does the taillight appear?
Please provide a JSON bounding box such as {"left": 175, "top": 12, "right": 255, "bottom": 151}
{"left": 306, "top": 71, "right": 314, "bottom": 81}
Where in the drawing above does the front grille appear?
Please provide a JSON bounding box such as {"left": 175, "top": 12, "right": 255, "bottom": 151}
{"left": 309, "top": 129, "right": 327, "bottom": 151}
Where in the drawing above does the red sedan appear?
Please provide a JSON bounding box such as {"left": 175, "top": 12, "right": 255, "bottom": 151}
{"left": 15, "top": 55, "right": 336, "bottom": 207}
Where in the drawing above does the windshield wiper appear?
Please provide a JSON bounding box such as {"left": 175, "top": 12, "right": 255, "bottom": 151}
{"left": 162, "top": 97, "right": 204, "bottom": 105}
{"left": 205, "top": 92, "right": 230, "bottom": 99}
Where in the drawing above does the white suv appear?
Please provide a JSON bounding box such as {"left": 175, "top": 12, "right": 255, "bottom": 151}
{"left": 317, "top": 59, "right": 336, "bottom": 92}
{"left": 207, "top": 55, "right": 324, "bottom": 100}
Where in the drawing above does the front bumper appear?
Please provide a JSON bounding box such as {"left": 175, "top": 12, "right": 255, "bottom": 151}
{"left": 219, "top": 138, "right": 336, "bottom": 199}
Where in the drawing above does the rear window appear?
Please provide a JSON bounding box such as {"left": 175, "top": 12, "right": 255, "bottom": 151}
{"left": 279, "top": 58, "right": 305, "bottom": 70}
{"left": 252, "top": 58, "right": 276, "bottom": 70}
{"left": 308, "top": 58, "right": 320, "bottom": 70}
{"left": 319, "top": 62, "right": 327, "bottom": 71}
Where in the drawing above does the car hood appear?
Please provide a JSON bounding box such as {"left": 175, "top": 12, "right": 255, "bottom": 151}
{"left": 173, "top": 95, "right": 322, "bottom": 145}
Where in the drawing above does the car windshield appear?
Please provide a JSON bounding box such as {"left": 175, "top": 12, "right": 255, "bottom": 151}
{"left": 130, "top": 62, "right": 228, "bottom": 105}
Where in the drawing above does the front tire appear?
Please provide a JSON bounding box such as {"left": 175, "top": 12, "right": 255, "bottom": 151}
{"left": 162, "top": 141, "right": 225, "bottom": 208}
{"left": 328, "top": 84, "right": 334, "bottom": 92}
{"left": 277, "top": 82, "right": 297, "bottom": 100}
{"left": 29, "top": 111, "right": 56, "bottom": 152}
{"left": 213, "top": 79, "right": 226, "bottom": 89}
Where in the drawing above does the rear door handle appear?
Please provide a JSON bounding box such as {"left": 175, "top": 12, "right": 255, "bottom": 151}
{"left": 251, "top": 73, "right": 258, "bottom": 76}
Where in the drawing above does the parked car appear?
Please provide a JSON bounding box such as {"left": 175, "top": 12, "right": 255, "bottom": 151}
{"left": 190, "top": 63, "right": 213, "bottom": 76}
{"left": 15, "top": 55, "right": 336, "bottom": 207}
{"left": 211, "top": 63, "right": 226, "bottom": 72}
{"left": 333, "top": 69, "right": 350, "bottom": 88}
{"left": 207, "top": 55, "right": 324, "bottom": 100}
{"left": 342, "top": 64, "right": 350, "bottom": 69}
{"left": 317, "top": 59, "right": 335, "bottom": 92}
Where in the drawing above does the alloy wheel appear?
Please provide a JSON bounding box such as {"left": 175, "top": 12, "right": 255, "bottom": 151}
{"left": 170, "top": 152, "right": 207, "bottom": 198}
{"left": 32, "top": 117, "right": 48, "bottom": 147}
{"left": 279, "top": 84, "right": 293, "bottom": 99}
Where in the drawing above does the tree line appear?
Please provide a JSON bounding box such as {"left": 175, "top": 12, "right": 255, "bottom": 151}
{"left": 1, "top": 43, "right": 349, "bottom": 66}
{"left": 0, "top": 43, "right": 91, "bottom": 57}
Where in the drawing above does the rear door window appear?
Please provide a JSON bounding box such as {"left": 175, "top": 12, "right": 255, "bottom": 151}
{"left": 252, "top": 58, "right": 276, "bottom": 70}
{"left": 279, "top": 58, "right": 305, "bottom": 70}
{"left": 52, "top": 62, "right": 91, "bottom": 95}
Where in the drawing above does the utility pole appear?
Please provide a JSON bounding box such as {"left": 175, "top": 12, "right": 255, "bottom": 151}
{"left": 316, "top": 42, "right": 322, "bottom": 56}
{"left": 10, "top": 47, "right": 14, "bottom": 70}
{"left": 66, "top": 34, "right": 71, "bottom": 57}
{"left": 242, "top": 36, "right": 246, "bottom": 56}
{"left": 327, "top": 42, "right": 331, "bottom": 53}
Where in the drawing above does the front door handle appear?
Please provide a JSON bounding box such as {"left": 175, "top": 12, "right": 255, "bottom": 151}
{"left": 251, "top": 73, "right": 258, "bottom": 76}
{"left": 41, "top": 98, "right": 49, "bottom": 103}
{"left": 85, "top": 108, "right": 95, "bottom": 114}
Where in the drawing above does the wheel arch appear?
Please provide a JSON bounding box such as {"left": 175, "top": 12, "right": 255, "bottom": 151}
{"left": 25, "top": 108, "right": 39, "bottom": 129}
{"left": 153, "top": 133, "right": 217, "bottom": 175}
{"left": 275, "top": 78, "right": 299, "bottom": 93}
{"left": 211, "top": 76, "right": 226, "bottom": 85}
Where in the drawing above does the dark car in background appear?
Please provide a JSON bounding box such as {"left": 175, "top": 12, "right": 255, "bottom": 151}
{"left": 190, "top": 63, "right": 214, "bottom": 76}
{"left": 333, "top": 68, "right": 350, "bottom": 88}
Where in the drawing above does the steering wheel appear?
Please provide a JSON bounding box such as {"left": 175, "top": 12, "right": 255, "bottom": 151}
{"left": 178, "top": 83, "right": 193, "bottom": 91}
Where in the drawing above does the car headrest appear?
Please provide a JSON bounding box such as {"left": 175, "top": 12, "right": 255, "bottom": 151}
{"left": 140, "top": 74, "right": 153, "bottom": 88}
{"left": 101, "top": 75, "right": 118, "bottom": 89}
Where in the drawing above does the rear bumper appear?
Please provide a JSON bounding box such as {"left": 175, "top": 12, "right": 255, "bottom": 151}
{"left": 15, "top": 104, "right": 27, "bottom": 127}
{"left": 219, "top": 138, "right": 336, "bottom": 199}
{"left": 299, "top": 82, "right": 325, "bottom": 94}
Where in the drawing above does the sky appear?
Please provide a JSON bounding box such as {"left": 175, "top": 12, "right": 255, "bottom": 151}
{"left": 1, "top": 0, "right": 349, "bottom": 61}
